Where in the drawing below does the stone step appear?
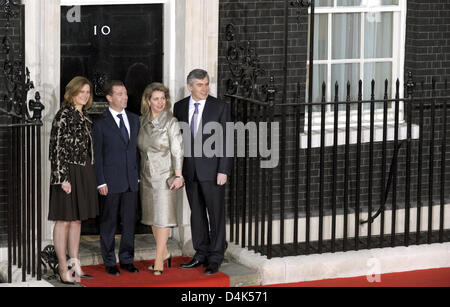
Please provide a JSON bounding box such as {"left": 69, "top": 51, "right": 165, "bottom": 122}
{"left": 78, "top": 234, "right": 182, "bottom": 266}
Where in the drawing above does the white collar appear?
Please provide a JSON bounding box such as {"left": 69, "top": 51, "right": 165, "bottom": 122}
{"left": 109, "top": 107, "right": 126, "bottom": 117}
{"left": 189, "top": 96, "right": 207, "bottom": 106}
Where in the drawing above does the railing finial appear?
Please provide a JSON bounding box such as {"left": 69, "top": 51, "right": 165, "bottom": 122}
{"left": 265, "top": 75, "right": 276, "bottom": 105}
{"left": 406, "top": 71, "right": 416, "bottom": 97}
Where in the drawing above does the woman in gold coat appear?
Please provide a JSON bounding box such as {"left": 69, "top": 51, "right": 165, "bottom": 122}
{"left": 137, "top": 82, "right": 184, "bottom": 275}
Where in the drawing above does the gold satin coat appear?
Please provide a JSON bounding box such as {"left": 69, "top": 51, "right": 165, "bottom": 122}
{"left": 137, "top": 110, "right": 184, "bottom": 227}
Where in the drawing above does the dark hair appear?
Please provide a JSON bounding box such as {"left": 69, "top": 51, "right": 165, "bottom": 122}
{"left": 187, "top": 69, "right": 209, "bottom": 86}
{"left": 104, "top": 80, "right": 125, "bottom": 96}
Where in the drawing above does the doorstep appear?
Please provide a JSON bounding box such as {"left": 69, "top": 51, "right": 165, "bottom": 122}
{"left": 41, "top": 234, "right": 261, "bottom": 287}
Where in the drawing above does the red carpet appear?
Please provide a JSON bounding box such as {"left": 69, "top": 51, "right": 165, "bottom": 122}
{"left": 260, "top": 267, "right": 450, "bottom": 287}
{"left": 80, "top": 257, "right": 230, "bottom": 287}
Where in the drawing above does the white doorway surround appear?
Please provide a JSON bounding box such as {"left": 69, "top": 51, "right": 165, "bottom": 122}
{"left": 20, "top": 0, "right": 219, "bottom": 248}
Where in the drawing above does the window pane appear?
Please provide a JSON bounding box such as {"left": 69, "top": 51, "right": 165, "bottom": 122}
{"left": 331, "top": 63, "right": 360, "bottom": 111}
{"left": 360, "top": 0, "right": 399, "bottom": 6}
{"left": 337, "top": 0, "right": 361, "bottom": 6}
{"left": 364, "top": 12, "right": 393, "bottom": 59}
{"left": 314, "top": 14, "right": 328, "bottom": 61}
{"left": 380, "top": 0, "right": 399, "bottom": 5}
{"left": 316, "top": 0, "right": 333, "bottom": 7}
{"left": 306, "top": 65, "right": 327, "bottom": 110}
{"left": 332, "top": 13, "right": 360, "bottom": 59}
{"left": 363, "top": 62, "right": 392, "bottom": 109}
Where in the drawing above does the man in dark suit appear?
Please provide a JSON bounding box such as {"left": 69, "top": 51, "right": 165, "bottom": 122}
{"left": 173, "top": 69, "right": 231, "bottom": 275}
{"left": 93, "top": 80, "right": 140, "bottom": 275}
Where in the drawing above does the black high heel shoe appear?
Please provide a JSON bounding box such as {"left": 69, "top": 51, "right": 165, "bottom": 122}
{"left": 58, "top": 271, "right": 76, "bottom": 285}
{"left": 75, "top": 272, "right": 94, "bottom": 279}
{"left": 165, "top": 253, "right": 172, "bottom": 268}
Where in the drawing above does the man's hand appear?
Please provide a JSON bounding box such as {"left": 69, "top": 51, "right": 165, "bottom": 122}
{"left": 217, "top": 173, "right": 227, "bottom": 186}
{"left": 170, "top": 178, "right": 185, "bottom": 190}
{"left": 98, "top": 185, "right": 108, "bottom": 196}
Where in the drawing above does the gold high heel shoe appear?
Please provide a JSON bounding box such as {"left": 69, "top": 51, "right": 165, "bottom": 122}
{"left": 149, "top": 253, "right": 172, "bottom": 275}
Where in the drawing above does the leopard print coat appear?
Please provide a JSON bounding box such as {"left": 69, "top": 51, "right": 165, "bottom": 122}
{"left": 49, "top": 104, "right": 94, "bottom": 185}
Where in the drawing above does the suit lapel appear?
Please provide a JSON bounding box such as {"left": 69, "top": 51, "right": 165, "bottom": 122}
{"left": 181, "top": 97, "right": 190, "bottom": 123}
{"left": 126, "top": 110, "right": 136, "bottom": 144}
{"left": 201, "top": 96, "right": 213, "bottom": 127}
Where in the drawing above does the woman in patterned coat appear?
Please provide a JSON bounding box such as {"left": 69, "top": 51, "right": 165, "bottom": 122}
{"left": 48, "top": 76, "right": 99, "bottom": 284}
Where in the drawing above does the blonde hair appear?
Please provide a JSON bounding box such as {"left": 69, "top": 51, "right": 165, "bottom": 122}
{"left": 63, "top": 76, "right": 93, "bottom": 110}
{"left": 140, "top": 82, "right": 172, "bottom": 116}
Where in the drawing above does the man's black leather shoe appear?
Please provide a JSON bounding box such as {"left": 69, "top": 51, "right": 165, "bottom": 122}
{"left": 120, "top": 263, "right": 139, "bottom": 273}
{"left": 204, "top": 263, "right": 219, "bottom": 275}
{"left": 105, "top": 265, "right": 120, "bottom": 276}
{"left": 179, "top": 258, "right": 207, "bottom": 269}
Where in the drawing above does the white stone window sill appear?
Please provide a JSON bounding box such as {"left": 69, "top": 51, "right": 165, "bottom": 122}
{"left": 300, "top": 122, "right": 420, "bottom": 149}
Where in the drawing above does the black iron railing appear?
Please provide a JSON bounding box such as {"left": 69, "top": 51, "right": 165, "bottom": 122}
{"left": 225, "top": 73, "right": 450, "bottom": 259}
{"left": 1, "top": 1, "right": 44, "bottom": 283}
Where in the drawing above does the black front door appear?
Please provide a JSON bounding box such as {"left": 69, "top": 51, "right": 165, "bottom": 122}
{"left": 61, "top": 4, "right": 163, "bottom": 115}
{"left": 61, "top": 4, "right": 163, "bottom": 235}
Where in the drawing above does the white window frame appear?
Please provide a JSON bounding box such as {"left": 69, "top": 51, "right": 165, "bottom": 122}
{"left": 301, "top": 0, "right": 416, "bottom": 147}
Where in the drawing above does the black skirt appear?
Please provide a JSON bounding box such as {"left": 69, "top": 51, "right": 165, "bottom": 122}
{"left": 48, "top": 164, "right": 99, "bottom": 221}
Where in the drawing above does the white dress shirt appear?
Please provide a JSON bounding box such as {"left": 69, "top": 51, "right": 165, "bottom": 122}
{"left": 188, "top": 96, "right": 206, "bottom": 133}
{"left": 109, "top": 107, "right": 131, "bottom": 138}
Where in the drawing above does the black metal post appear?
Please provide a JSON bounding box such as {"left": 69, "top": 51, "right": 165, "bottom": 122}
{"left": 294, "top": 85, "right": 301, "bottom": 254}
{"left": 355, "top": 80, "right": 362, "bottom": 251}
{"left": 439, "top": 80, "right": 448, "bottom": 243}
{"left": 428, "top": 79, "right": 436, "bottom": 244}
{"left": 405, "top": 73, "right": 415, "bottom": 246}
{"left": 266, "top": 79, "right": 276, "bottom": 259}
{"left": 368, "top": 79, "right": 376, "bottom": 249}
{"left": 36, "top": 125, "right": 42, "bottom": 281}
{"left": 391, "top": 80, "right": 400, "bottom": 247}
{"left": 231, "top": 97, "right": 237, "bottom": 243}
{"left": 380, "top": 79, "right": 389, "bottom": 248}
{"left": 416, "top": 81, "right": 425, "bottom": 245}
{"left": 331, "top": 82, "right": 339, "bottom": 253}
{"left": 31, "top": 125, "right": 36, "bottom": 277}
{"left": 344, "top": 82, "right": 351, "bottom": 251}
{"left": 241, "top": 101, "right": 248, "bottom": 248}
{"left": 7, "top": 122, "right": 13, "bottom": 283}
{"left": 319, "top": 82, "right": 326, "bottom": 253}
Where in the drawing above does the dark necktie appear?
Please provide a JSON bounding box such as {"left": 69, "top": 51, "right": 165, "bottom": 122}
{"left": 190, "top": 103, "right": 200, "bottom": 137}
{"left": 117, "top": 114, "right": 129, "bottom": 143}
